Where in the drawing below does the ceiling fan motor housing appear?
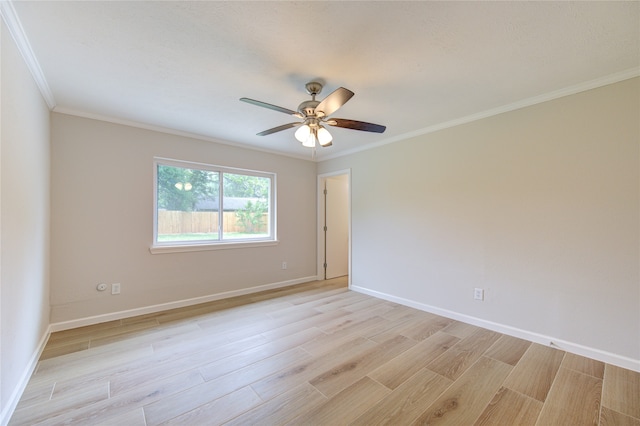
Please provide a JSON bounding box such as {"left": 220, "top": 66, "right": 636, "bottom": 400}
{"left": 297, "top": 99, "right": 320, "bottom": 117}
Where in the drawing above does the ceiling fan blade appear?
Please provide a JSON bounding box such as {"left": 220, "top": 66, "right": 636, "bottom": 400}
{"left": 256, "top": 122, "right": 301, "bottom": 136}
{"left": 328, "top": 118, "right": 386, "bottom": 133}
{"left": 315, "top": 87, "right": 354, "bottom": 117}
{"left": 240, "top": 98, "right": 302, "bottom": 117}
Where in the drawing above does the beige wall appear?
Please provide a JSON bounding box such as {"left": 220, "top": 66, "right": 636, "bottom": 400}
{"left": 50, "top": 113, "right": 317, "bottom": 323}
{"left": 1, "top": 21, "right": 51, "bottom": 421}
{"left": 319, "top": 77, "right": 640, "bottom": 366}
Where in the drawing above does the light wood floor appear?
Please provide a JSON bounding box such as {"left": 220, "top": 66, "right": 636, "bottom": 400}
{"left": 9, "top": 277, "right": 640, "bottom": 425}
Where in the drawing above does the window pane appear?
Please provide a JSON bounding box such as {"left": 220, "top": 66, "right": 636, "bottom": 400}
{"left": 223, "top": 173, "right": 270, "bottom": 240}
{"left": 157, "top": 165, "right": 219, "bottom": 242}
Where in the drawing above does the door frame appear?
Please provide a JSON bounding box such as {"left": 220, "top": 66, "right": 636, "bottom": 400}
{"left": 317, "top": 169, "right": 351, "bottom": 288}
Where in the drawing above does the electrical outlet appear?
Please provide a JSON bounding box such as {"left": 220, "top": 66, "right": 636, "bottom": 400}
{"left": 474, "top": 288, "right": 484, "bottom": 301}
{"left": 111, "top": 283, "right": 121, "bottom": 295}
{"left": 282, "top": 261, "right": 287, "bottom": 270}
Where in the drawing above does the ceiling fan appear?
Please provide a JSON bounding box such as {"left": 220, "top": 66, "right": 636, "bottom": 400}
{"left": 240, "top": 81, "right": 386, "bottom": 148}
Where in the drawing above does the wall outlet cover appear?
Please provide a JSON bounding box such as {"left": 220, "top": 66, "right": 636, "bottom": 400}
{"left": 474, "top": 288, "right": 484, "bottom": 301}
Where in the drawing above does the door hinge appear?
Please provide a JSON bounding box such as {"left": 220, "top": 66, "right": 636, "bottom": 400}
{"left": 323, "top": 263, "right": 327, "bottom": 269}
{"left": 323, "top": 188, "right": 328, "bottom": 195}
{"left": 323, "top": 226, "right": 328, "bottom": 232}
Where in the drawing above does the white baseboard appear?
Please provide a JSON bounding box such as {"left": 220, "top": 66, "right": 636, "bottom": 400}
{"left": 351, "top": 285, "right": 640, "bottom": 373}
{"left": 0, "top": 327, "right": 51, "bottom": 426}
{"left": 9, "top": 277, "right": 635, "bottom": 426}
{"left": 50, "top": 276, "right": 318, "bottom": 332}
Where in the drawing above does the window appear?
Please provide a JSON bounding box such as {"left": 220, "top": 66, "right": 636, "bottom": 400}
{"left": 152, "top": 158, "right": 275, "bottom": 252}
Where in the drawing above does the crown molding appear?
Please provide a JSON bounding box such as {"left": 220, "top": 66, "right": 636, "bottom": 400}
{"left": 1, "top": 0, "right": 56, "bottom": 109}
{"left": 53, "top": 107, "right": 315, "bottom": 162}
{"left": 319, "top": 67, "right": 640, "bottom": 162}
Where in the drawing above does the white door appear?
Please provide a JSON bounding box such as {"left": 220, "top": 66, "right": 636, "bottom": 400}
{"left": 324, "top": 176, "right": 349, "bottom": 279}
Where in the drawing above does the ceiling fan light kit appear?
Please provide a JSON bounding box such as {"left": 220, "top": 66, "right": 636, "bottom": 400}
{"left": 294, "top": 120, "right": 333, "bottom": 148}
{"left": 240, "top": 81, "right": 385, "bottom": 150}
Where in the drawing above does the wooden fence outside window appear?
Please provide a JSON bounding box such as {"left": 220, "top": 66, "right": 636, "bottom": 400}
{"left": 158, "top": 211, "right": 267, "bottom": 234}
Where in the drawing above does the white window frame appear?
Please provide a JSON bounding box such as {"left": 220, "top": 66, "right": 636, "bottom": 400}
{"left": 150, "top": 157, "right": 277, "bottom": 254}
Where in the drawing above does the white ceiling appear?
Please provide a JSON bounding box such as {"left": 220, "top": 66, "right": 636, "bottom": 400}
{"left": 7, "top": 1, "right": 640, "bottom": 161}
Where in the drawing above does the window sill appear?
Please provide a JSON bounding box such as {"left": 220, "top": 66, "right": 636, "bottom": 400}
{"left": 150, "top": 240, "right": 278, "bottom": 254}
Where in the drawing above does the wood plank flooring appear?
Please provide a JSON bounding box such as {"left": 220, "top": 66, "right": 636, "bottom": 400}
{"left": 9, "top": 277, "right": 640, "bottom": 425}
